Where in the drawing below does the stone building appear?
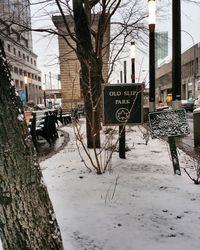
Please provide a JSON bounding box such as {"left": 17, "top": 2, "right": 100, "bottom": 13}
{"left": 156, "top": 43, "right": 200, "bottom": 103}
{"left": 0, "top": 0, "right": 42, "bottom": 105}
{"left": 52, "top": 14, "right": 110, "bottom": 109}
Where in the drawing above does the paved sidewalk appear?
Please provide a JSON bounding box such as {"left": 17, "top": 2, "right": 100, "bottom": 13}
{"left": 38, "top": 129, "right": 69, "bottom": 162}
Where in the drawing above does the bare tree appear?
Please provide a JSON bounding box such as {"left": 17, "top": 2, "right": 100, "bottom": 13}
{"left": 72, "top": 0, "right": 148, "bottom": 149}
{"left": 182, "top": 156, "right": 200, "bottom": 185}
{"left": 0, "top": 40, "right": 63, "bottom": 249}
{"left": 27, "top": 0, "right": 148, "bottom": 149}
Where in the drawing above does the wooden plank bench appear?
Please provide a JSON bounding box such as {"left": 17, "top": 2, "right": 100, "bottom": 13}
{"left": 25, "top": 110, "right": 58, "bottom": 152}
{"left": 57, "top": 108, "right": 80, "bottom": 125}
{"left": 57, "top": 108, "right": 72, "bottom": 125}
{"left": 77, "top": 105, "right": 85, "bottom": 117}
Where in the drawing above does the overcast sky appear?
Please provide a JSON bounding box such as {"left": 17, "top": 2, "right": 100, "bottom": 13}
{"left": 31, "top": 1, "right": 200, "bottom": 87}
{"left": 131, "top": 0, "right": 200, "bottom": 84}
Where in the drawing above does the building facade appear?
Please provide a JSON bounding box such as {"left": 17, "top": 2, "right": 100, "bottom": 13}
{"left": 52, "top": 14, "right": 110, "bottom": 109}
{"left": 0, "top": 0, "right": 42, "bottom": 105}
{"left": 156, "top": 43, "right": 200, "bottom": 103}
{"left": 155, "top": 32, "right": 168, "bottom": 69}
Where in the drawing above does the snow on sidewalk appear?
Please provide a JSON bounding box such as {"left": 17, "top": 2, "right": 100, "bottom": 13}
{"left": 41, "top": 123, "right": 200, "bottom": 250}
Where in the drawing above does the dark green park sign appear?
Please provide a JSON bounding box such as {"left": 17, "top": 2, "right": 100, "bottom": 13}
{"left": 103, "top": 84, "right": 143, "bottom": 126}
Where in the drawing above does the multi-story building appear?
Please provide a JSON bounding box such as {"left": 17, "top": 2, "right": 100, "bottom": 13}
{"left": 156, "top": 43, "right": 200, "bottom": 103}
{"left": 155, "top": 32, "right": 168, "bottom": 69}
{"left": 52, "top": 14, "right": 110, "bottom": 109}
{"left": 0, "top": 0, "right": 42, "bottom": 105}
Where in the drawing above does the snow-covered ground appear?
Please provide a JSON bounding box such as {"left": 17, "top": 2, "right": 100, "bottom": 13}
{"left": 1, "top": 120, "right": 200, "bottom": 250}
{"left": 43, "top": 121, "right": 200, "bottom": 250}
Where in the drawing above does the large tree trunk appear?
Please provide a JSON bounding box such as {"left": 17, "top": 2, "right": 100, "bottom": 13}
{"left": 73, "top": 0, "right": 103, "bottom": 149}
{"left": 80, "top": 56, "right": 102, "bottom": 149}
{"left": 0, "top": 43, "right": 63, "bottom": 249}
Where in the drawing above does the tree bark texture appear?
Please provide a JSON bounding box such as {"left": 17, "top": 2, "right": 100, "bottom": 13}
{"left": 73, "top": 0, "right": 104, "bottom": 148}
{"left": 0, "top": 43, "right": 64, "bottom": 249}
{"left": 79, "top": 56, "right": 102, "bottom": 149}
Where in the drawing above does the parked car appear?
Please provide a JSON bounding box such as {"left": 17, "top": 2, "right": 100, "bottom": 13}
{"left": 181, "top": 98, "right": 195, "bottom": 112}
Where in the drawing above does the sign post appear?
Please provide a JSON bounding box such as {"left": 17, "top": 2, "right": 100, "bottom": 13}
{"left": 168, "top": 136, "right": 180, "bottom": 175}
{"left": 119, "top": 126, "right": 126, "bottom": 158}
{"left": 103, "top": 84, "right": 143, "bottom": 158}
{"left": 149, "top": 109, "right": 190, "bottom": 175}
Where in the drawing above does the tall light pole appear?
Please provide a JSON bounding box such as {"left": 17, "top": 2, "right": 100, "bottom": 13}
{"left": 49, "top": 72, "right": 53, "bottom": 108}
{"left": 168, "top": 0, "right": 181, "bottom": 176}
{"left": 172, "top": 0, "right": 181, "bottom": 108}
{"left": 24, "top": 76, "right": 28, "bottom": 103}
{"left": 120, "top": 71, "right": 123, "bottom": 84}
{"left": 43, "top": 74, "right": 47, "bottom": 108}
{"left": 123, "top": 61, "right": 127, "bottom": 84}
{"left": 131, "top": 42, "right": 136, "bottom": 83}
{"left": 119, "top": 61, "right": 127, "bottom": 159}
{"left": 148, "top": 0, "right": 156, "bottom": 112}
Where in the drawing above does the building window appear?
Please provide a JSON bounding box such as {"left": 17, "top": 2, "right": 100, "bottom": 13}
{"left": 20, "top": 81, "right": 23, "bottom": 89}
{"left": 19, "top": 69, "right": 23, "bottom": 75}
{"left": 9, "top": 65, "right": 13, "bottom": 72}
{"left": 31, "top": 58, "right": 33, "bottom": 64}
{"left": 23, "top": 53, "right": 25, "bottom": 60}
{"left": 18, "top": 51, "right": 21, "bottom": 58}
{"left": 14, "top": 67, "right": 18, "bottom": 74}
{"left": 27, "top": 56, "right": 29, "bottom": 62}
{"left": 13, "top": 47, "right": 16, "bottom": 55}
{"left": 198, "top": 82, "right": 200, "bottom": 91}
{"left": 34, "top": 60, "right": 36, "bottom": 66}
{"left": 15, "top": 80, "right": 19, "bottom": 89}
{"left": 28, "top": 72, "right": 31, "bottom": 78}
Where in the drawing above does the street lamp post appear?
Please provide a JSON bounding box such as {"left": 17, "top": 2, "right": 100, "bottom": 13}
{"left": 131, "top": 42, "right": 136, "bottom": 83}
{"left": 120, "top": 71, "right": 123, "bottom": 84}
{"left": 148, "top": 0, "right": 156, "bottom": 112}
{"left": 123, "top": 61, "right": 127, "bottom": 84}
{"left": 172, "top": 0, "right": 181, "bottom": 108}
{"left": 168, "top": 0, "right": 181, "bottom": 176}
{"left": 119, "top": 61, "right": 127, "bottom": 159}
{"left": 24, "top": 76, "right": 28, "bottom": 103}
{"left": 43, "top": 83, "right": 47, "bottom": 108}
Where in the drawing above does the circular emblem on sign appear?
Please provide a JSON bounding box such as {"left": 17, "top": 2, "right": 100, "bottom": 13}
{"left": 115, "top": 108, "right": 130, "bottom": 122}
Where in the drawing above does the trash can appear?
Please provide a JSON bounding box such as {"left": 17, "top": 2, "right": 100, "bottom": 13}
{"left": 193, "top": 107, "right": 200, "bottom": 147}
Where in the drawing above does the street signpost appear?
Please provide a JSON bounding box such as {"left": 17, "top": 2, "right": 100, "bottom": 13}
{"left": 149, "top": 108, "right": 190, "bottom": 174}
{"left": 103, "top": 84, "right": 143, "bottom": 126}
{"left": 149, "top": 109, "right": 189, "bottom": 138}
{"left": 103, "top": 84, "right": 143, "bottom": 159}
